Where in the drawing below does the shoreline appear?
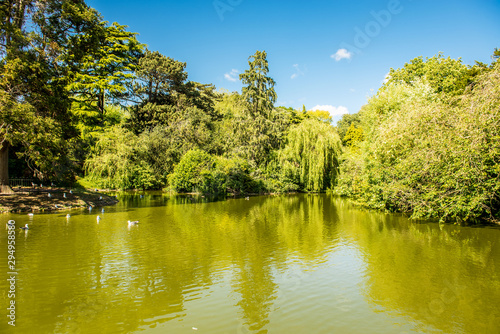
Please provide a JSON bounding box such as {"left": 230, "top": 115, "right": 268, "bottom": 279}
{"left": 0, "top": 187, "right": 119, "bottom": 213}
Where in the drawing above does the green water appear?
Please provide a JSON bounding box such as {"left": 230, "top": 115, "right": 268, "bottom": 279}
{"left": 1, "top": 193, "right": 499, "bottom": 334}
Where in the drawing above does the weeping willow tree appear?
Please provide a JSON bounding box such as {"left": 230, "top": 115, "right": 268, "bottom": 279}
{"left": 279, "top": 118, "right": 342, "bottom": 192}
{"left": 84, "top": 125, "right": 159, "bottom": 190}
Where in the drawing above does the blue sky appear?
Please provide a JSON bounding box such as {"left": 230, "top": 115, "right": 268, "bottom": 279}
{"left": 87, "top": 0, "right": 500, "bottom": 121}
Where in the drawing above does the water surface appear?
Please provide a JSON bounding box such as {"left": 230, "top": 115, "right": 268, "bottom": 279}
{"left": 1, "top": 193, "right": 499, "bottom": 333}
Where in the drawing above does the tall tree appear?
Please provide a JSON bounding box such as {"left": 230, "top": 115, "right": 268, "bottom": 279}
{"left": 239, "top": 50, "right": 276, "bottom": 117}
{"left": 232, "top": 51, "right": 285, "bottom": 167}
{"left": 128, "top": 50, "right": 218, "bottom": 135}
{"left": 0, "top": 0, "right": 104, "bottom": 191}
{"left": 66, "top": 21, "right": 143, "bottom": 120}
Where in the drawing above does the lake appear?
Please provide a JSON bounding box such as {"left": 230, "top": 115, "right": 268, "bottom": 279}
{"left": 1, "top": 193, "right": 499, "bottom": 333}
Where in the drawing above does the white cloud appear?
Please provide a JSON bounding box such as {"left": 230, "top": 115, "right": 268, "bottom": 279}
{"left": 291, "top": 63, "right": 304, "bottom": 80}
{"left": 224, "top": 69, "right": 239, "bottom": 82}
{"left": 331, "top": 48, "right": 352, "bottom": 61}
{"left": 311, "top": 105, "right": 349, "bottom": 116}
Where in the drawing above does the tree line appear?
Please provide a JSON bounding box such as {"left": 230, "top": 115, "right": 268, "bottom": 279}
{"left": 0, "top": 1, "right": 341, "bottom": 195}
{"left": 1, "top": 1, "right": 499, "bottom": 223}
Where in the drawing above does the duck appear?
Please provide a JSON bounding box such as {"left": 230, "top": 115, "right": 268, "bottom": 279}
{"left": 127, "top": 220, "right": 139, "bottom": 226}
{"left": 101, "top": 208, "right": 105, "bottom": 213}
{"left": 48, "top": 193, "right": 52, "bottom": 198}
{"left": 66, "top": 214, "right": 71, "bottom": 219}
{"left": 20, "top": 224, "right": 29, "bottom": 230}
{"left": 88, "top": 206, "right": 93, "bottom": 211}
{"left": 63, "top": 193, "right": 67, "bottom": 198}
{"left": 97, "top": 215, "right": 101, "bottom": 222}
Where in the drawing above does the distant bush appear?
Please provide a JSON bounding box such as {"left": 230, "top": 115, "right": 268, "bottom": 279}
{"left": 85, "top": 126, "right": 162, "bottom": 190}
{"left": 169, "top": 150, "right": 259, "bottom": 194}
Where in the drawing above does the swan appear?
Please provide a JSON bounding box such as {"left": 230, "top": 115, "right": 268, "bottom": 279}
{"left": 127, "top": 220, "right": 139, "bottom": 226}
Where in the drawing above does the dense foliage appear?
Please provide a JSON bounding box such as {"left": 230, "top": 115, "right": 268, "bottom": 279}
{"left": 335, "top": 55, "right": 500, "bottom": 223}
{"left": 0, "top": 1, "right": 343, "bottom": 194}
{"left": 279, "top": 119, "right": 342, "bottom": 192}
{"left": 2, "top": 1, "right": 498, "bottom": 224}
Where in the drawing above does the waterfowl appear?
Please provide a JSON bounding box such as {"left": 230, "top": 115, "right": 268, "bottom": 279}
{"left": 63, "top": 193, "right": 67, "bottom": 198}
{"left": 88, "top": 206, "right": 93, "bottom": 211}
{"left": 48, "top": 193, "right": 52, "bottom": 198}
{"left": 127, "top": 220, "right": 139, "bottom": 226}
{"left": 70, "top": 190, "right": 73, "bottom": 194}
{"left": 28, "top": 213, "right": 34, "bottom": 217}
{"left": 66, "top": 214, "right": 71, "bottom": 219}
{"left": 20, "top": 224, "right": 29, "bottom": 230}
{"left": 101, "top": 208, "right": 105, "bottom": 213}
{"left": 99, "top": 196, "right": 103, "bottom": 200}
{"left": 6, "top": 220, "right": 15, "bottom": 228}
{"left": 97, "top": 215, "right": 101, "bottom": 222}
{"left": 245, "top": 197, "right": 249, "bottom": 200}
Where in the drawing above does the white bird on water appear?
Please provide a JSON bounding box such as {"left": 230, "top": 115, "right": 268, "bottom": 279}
{"left": 66, "top": 214, "right": 71, "bottom": 219}
{"left": 28, "top": 213, "right": 34, "bottom": 217}
{"left": 20, "top": 224, "right": 29, "bottom": 230}
{"left": 127, "top": 220, "right": 139, "bottom": 226}
{"left": 97, "top": 215, "right": 101, "bottom": 223}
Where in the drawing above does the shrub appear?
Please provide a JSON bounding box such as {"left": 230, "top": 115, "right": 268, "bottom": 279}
{"left": 335, "top": 65, "right": 500, "bottom": 223}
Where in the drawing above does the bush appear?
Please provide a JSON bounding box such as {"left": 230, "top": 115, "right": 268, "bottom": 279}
{"left": 335, "top": 65, "right": 500, "bottom": 223}
{"left": 169, "top": 150, "right": 260, "bottom": 195}
{"left": 85, "top": 126, "right": 162, "bottom": 190}
{"left": 168, "top": 150, "right": 216, "bottom": 193}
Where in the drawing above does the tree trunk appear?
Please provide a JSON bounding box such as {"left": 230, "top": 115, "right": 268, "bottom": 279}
{"left": 0, "top": 141, "right": 14, "bottom": 194}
